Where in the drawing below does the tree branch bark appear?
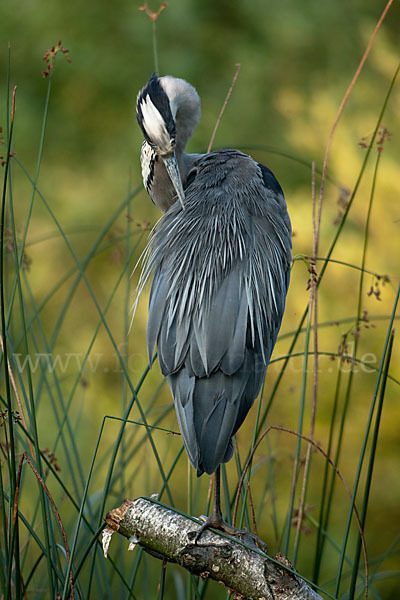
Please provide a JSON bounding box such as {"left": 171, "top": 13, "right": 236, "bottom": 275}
{"left": 104, "top": 497, "right": 323, "bottom": 600}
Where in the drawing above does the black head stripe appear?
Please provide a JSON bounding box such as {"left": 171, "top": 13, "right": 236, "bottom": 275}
{"left": 136, "top": 74, "right": 176, "bottom": 145}
{"left": 146, "top": 153, "right": 158, "bottom": 193}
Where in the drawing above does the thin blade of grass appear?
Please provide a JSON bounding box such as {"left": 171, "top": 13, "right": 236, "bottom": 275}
{"left": 348, "top": 330, "right": 396, "bottom": 599}
{"left": 283, "top": 303, "right": 312, "bottom": 558}
{"left": 1, "top": 75, "right": 22, "bottom": 600}
{"left": 313, "top": 125, "right": 384, "bottom": 585}
{"left": 334, "top": 282, "right": 400, "bottom": 598}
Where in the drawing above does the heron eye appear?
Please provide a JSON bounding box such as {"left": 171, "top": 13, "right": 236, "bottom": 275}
{"left": 185, "top": 168, "right": 198, "bottom": 189}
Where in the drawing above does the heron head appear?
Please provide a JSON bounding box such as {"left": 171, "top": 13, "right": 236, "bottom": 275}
{"left": 136, "top": 74, "right": 185, "bottom": 209}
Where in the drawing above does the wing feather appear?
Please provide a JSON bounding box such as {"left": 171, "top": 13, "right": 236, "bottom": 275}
{"left": 168, "top": 371, "right": 197, "bottom": 466}
{"left": 142, "top": 150, "right": 292, "bottom": 475}
{"left": 147, "top": 270, "right": 168, "bottom": 362}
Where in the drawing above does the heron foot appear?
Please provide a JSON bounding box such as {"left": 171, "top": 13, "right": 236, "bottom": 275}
{"left": 188, "top": 515, "right": 267, "bottom": 552}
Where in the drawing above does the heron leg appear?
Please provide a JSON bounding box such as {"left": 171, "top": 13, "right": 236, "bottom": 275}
{"left": 188, "top": 467, "right": 267, "bottom": 552}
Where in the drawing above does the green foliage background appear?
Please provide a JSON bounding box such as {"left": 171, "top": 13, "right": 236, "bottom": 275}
{"left": 1, "top": 1, "right": 399, "bottom": 598}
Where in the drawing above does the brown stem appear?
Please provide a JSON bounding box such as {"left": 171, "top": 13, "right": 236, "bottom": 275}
{"left": 207, "top": 64, "right": 241, "bottom": 154}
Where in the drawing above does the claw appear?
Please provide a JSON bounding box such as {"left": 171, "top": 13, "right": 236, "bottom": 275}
{"left": 188, "top": 514, "right": 267, "bottom": 553}
{"left": 188, "top": 467, "right": 267, "bottom": 553}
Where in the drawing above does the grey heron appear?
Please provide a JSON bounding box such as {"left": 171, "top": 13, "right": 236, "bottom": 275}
{"left": 136, "top": 73, "right": 292, "bottom": 540}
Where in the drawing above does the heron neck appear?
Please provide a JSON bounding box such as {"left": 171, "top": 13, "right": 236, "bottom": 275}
{"left": 150, "top": 151, "right": 202, "bottom": 212}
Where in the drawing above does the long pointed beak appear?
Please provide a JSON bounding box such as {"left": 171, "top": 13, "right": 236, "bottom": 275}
{"left": 162, "top": 153, "right": 185, "bottom": 210}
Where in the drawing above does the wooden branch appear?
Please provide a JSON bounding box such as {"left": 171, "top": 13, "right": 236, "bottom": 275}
{"left": 104, "top": 497, "right": 323, "bottom": 600}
